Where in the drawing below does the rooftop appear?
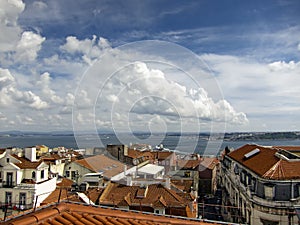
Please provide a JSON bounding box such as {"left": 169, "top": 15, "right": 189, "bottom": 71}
{"left": 227, "top": 144, "right": 300, "bottom": 180}
{"left": 75, "top": 154, "right": 125, "bottom": 179}
{"left": 99, "top": 182, "right": 194, "bottom": 216}
{"left": 2, "top": 202, "right": 218, "bottom": 225}
{"left": 11, "top": 154, "right": 43, "bottom": 169}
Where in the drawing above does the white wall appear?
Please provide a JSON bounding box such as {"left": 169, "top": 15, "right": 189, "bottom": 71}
{"left": 34, "top": 177, "right": 57, "bottom": 207}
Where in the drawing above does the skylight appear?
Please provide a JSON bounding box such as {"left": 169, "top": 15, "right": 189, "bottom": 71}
{"left": 244, "top": 148, "right": 260, "bottom": 159}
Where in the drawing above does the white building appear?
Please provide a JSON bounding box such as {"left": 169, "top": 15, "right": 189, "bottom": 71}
{"left": 111, "top": 163, "right": 165, "bottom": 186}
{"left": 64, "top": 154, "right": 125, "bottom": 185}
{"left": 0, "top": 147, "right": 57, "bottom": 210}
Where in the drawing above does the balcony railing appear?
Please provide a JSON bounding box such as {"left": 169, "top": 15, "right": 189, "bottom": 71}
{"left": 1, "top": 181, "right": 16, "bottom": 188}
{"left": 0, "top": 202, "right": 33, "bottom": 210}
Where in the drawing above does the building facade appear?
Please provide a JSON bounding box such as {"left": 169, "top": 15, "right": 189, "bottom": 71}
{"left": 0, "top": 148, "right": 57, "bottom": 210}
{"left": 220, "top": 144, "right": 300, "bottom": 225}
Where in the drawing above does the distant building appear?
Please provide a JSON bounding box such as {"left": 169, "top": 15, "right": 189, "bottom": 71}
{"left": 98, "top": 181, "right": 198, "bottom": 218}
{"left": 106, "top": 144, "right": 177, "bottom": 173}
{"left": 219, "top": 144, "right": 300, "bottom": 225}
{"left": 40, "top": 152, "right": 67, "bottom": 177}
{"left": 198, "top": 157, "right": 219, "bottom": 195}
{"left": 35, "top": 145, "right": 49, "bottom": 158}
{"left": 64, "top": 154, "right": 126, "bottom": 185}
{"left": 172, "top": 159, "right": 200, "bottom": 197}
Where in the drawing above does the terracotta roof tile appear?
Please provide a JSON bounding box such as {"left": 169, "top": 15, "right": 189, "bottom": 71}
{"left": 171, "top": 179, "right": 193, "bottom": 192}
{"left": 41, "top": 188, "right": 79, "bottom": 205}
{"left": 199, "top": 158, "right": 219, "bottom": 170}
{"left": 262, "top": 159, "right": 300, "bottom": 180}
{"left": 228, "top": 144, "right": 300, "bottom": 180}
{"left": 228, "top": 144, "right": 279, "bottom": 176}
{"left": 11, "top": 154, "right": 43, "bottom": 169}
{"left": 99, "top": 182, "right": 193, "bottom": 215}
{"left": 177, "top": 160, "right": 200, "bottom": 169}
{"left": 57, "top": 178, "right": 74, "bottom": 188}
{"left": 3, "top": 202, "right": 217, "bottom": 225}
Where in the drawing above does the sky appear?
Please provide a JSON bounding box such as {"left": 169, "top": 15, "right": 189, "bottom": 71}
{"left": 0, "top": 0, "right": 300, "bottom": 134}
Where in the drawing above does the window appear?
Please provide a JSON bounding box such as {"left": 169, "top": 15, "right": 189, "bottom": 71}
{"left": 19, "top": 193, "right": 26, "bottom": 207}
{"left": 6, "top": 172, "right": 13, "bottom": 187}
{"left": 32, "top": 171, "right": 36, "bottom": 179}
{"left": 264, "top": 184, "right": 274, "bottom": 200}
{"left": 5, "top": 192, "right": 12, "bottom": 205}
{"left": 184, "top": 171, "right": 191, "bottom": 177}
{"left": 71, "top": 171, "right": 76, "bottom": 179}
{"left": 6, "top": 158, "right": 9, "bottom": 163}
{"left": 66, "top": 171, "right": 70, "bottom": 177}
{"left": 40, "top": 170, "right": 44, "bottom": 179}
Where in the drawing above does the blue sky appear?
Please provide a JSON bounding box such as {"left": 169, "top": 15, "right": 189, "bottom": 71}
{"left": 0, "top": 0, "right": 300, "bottom": 133}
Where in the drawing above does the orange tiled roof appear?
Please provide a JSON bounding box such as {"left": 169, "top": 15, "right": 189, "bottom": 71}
{"left": 199, "top": 157, "right": 219, "bottom": 170}
{"left": 154, "top": 151, "right": 175, "bottom": 160}
{"left": 41, "top": 188, "right": 78, "bottom": 205}
{"left": 41, "top": 153, "right": 65, "bottom": 161}
{"left": 75, "top": 154, "right": 125, "bottom": 179}
{"left": 57, "top": 178, "right": 74, "bottom": 188}
{"left": 42, "top": 186, "right": 104, "bottom": 206}
{"left": 128, "top": 149, "right": 175, "bottom": 159}
{"left": 11, "top": 154, "right": 43, "bottom": 169}
{"left": 2, "top": 202, "right": 217, "bottom": 225}
{"left": 99, "top": 182, "right": 191, "bottom": 209}
{"left": 227, "top": 144, "right": 300, "bottom": 180}
{"left": 228, "top": 144, "right": 279, "bottom": 176}
{"left": 127, "top": 149, "right": 154, "bottom": 160}
{"left": 262, "top": 159, "right": 300, "bottom": 180}
{"left": 171, "top": 179, "right": 193, "bottom": 192}
{"left": 177, "top": 160, "right": 200, "bottom": 169}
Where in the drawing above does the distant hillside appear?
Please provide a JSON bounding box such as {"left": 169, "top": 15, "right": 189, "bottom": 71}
{"left": 224, "top": 132, "right": 300, "bottom": 141}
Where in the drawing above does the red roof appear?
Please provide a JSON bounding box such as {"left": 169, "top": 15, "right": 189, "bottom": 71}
{"left": 99, "top": 182, "right": 194, "bottom": 217}
{"left": 227, "top": 144, "right": 300, "bottom": 180}
{"left": 11, "top": 154, "right": 43, "bottom": 169}
{"left": 2, "top": 202, "right": 217, "bottom": 225}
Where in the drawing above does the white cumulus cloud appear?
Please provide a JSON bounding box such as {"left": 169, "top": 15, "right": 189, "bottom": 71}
{"left": 15, "top": 31, "right": 46, "bottom": 63}
{"left": 0, "top": 68, "right": 15, "bottom": 90}
{"left": 0, "top": 0, "right": 25, "bottom": 51}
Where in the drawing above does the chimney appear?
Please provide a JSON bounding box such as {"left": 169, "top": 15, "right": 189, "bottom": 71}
{"left": 165, "top": 176, "right": 171, "bottom": 189}
{"left": 5, "top": 148, "right": 12, "bottom": 156}
{"left": 126, "top": 174, "right": 132, "bottom": 186}
{"left": 25, "top": 147, "right": 37, "bottom": 162}
{"left": 124, "top": 165, "right": 127, "bottom": 175}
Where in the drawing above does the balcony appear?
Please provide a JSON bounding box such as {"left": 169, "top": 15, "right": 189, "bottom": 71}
{"left": 0, "top": 202, "right": 33, "bottom": 210}
{"left": 1, "top": 181, "right": 16, "bottom": 188}
{"left": 252, "top": 194, "right": 300, "bottom": 208}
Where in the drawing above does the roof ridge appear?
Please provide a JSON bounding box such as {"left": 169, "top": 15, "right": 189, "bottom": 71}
{"left": 99, "top": 182, "right": 115, "bottom": 203}
{"left": 164, "top": 186, "right": 185, "bottom": 203}
{"left": 263, "top": 159, "right": 284, "bottom": 179}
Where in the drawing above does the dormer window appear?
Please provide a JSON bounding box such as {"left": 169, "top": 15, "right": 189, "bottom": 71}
{"left": 41, "top": 170, "right": 44, "bottom": 179}
{"left": 32, "top": 171, "right": 36, "bottom": 179}
{"left": 6, "top": 158, "right": 9, "bottom": 163}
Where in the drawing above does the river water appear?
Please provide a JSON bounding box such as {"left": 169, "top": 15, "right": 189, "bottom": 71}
{"left": 1, "top": 133, "right": 300, "bottom": 156}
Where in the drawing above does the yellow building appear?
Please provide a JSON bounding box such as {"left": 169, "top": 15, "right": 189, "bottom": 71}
{"left": 36, "top": 145, "right": 49, "bottom": 157}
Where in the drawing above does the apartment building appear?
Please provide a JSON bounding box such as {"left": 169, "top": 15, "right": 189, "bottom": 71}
{"left": 220, "top": 144, "right": 300, "bottom": 225}
{"left": 0, "top": 147, "right": 57, "bottom": 210}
